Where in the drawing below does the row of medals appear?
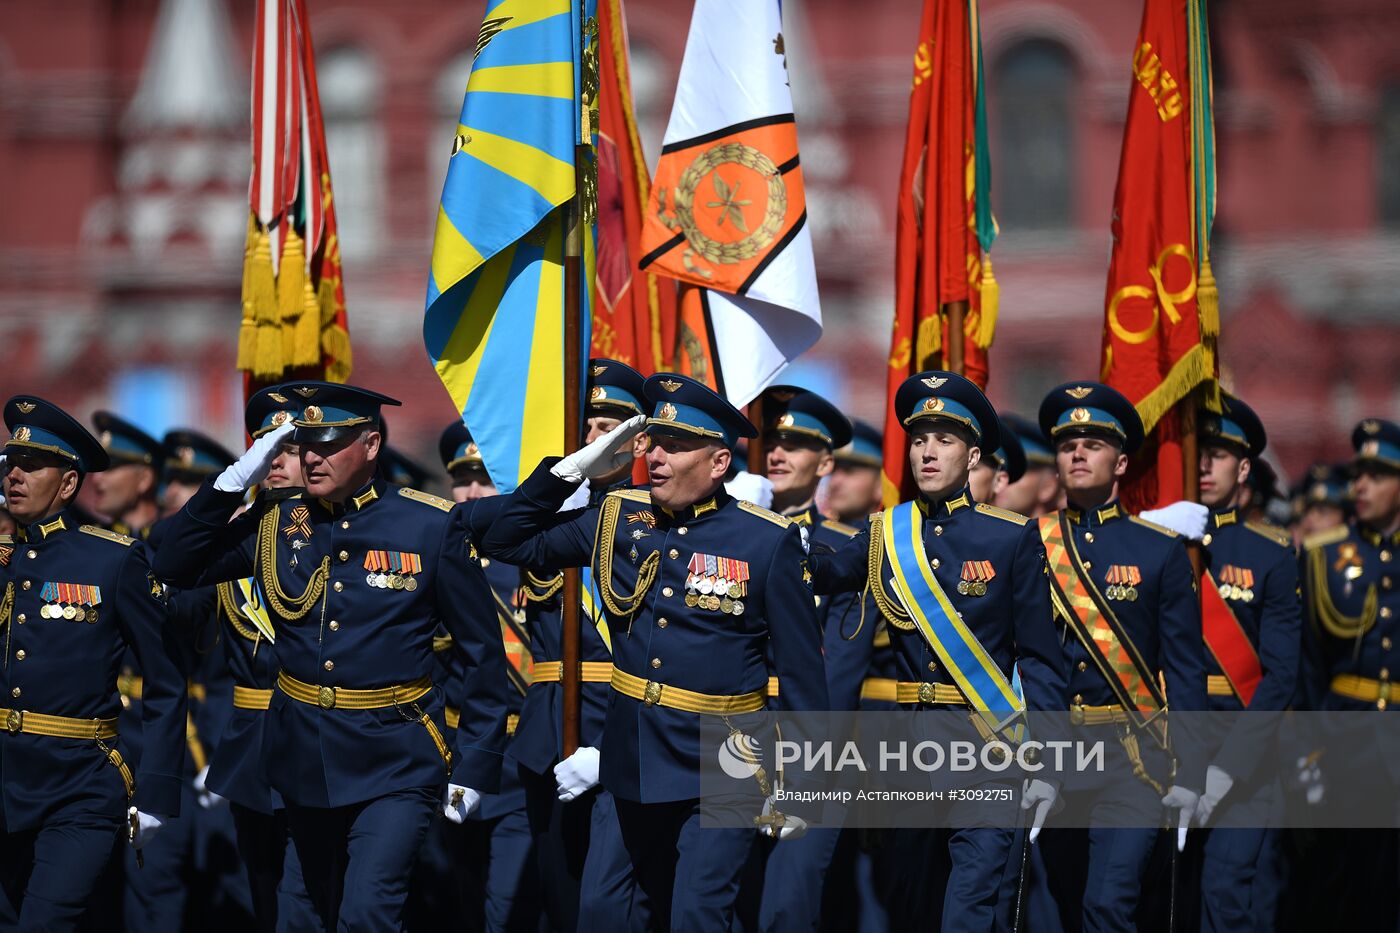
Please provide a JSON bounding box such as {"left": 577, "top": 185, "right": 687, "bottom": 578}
{"left": 1219, "top": 582, "right": 1254, "bottom": 602}
{"left": 684, "top": 575, "right": 745, "bottom": 615}
{"left": 1105, "top": 584, "right": 1139, "bottom": 602}
{"left": 366, "top": 572, "right": 418, "bottom": 591}
{"left": 40, "top": 602, "right": 99, "bottom": 621}
{"left": 956, "top": 580, "right": 988, "bottom": 597}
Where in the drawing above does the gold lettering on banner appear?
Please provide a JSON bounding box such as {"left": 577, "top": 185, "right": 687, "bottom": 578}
{"left": 1132, "top": 42, "right": 1183, "bottom": 122}
{"left": 1107, "top": 244, "right": 1197, "bottom": 345}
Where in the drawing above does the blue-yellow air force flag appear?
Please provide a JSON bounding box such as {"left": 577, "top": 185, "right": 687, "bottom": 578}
{"left": 425, "top": 0, "right": 594, "bottom": 492}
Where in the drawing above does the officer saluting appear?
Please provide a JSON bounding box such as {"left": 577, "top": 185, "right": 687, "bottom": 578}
{"left": 152, "top": 383, "right": 512, "bottom": 930}
{"left": 503, "top": 359, "right": 643, "bottom": 933}
{"left": 805, "top": 371, "right": 1067, "bottom": 932}
{"left": 0, "top": 397, "right": 187, "bottom": 929}
{"left": 202, "top": 386, "right": 314, "bottom": 931}
{"left": 1189, "top": 395, "right": 1299, "bottom": 932}
{"left": 481, "top": 373, "right": 829, "bottom": 931}
{"left": 1034, "top": 382, "right": 1208, "bottom": 930}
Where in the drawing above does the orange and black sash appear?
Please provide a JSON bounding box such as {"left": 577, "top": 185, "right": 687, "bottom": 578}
{"left": 1200, "top": 571, "right": 1262, "bottom": 706}
{"left": 1039, "top": 513, "right": 1168, "bottom": 742}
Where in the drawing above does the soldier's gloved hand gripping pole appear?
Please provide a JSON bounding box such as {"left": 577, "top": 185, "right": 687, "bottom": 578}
{"left": 214, "top": 422, "right": 295, "bottom": 492}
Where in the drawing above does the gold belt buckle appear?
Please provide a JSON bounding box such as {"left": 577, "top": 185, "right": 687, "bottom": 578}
{"left": 1070, "top": 703, "right": 1085, "bottom": 726}
{"left": 318, "top": 686, "right": 336, "bottom": 710}
{"left": 6, "top": 709, "right": 22, "bottom": 734}
{"left": 918, "top": 683, "right": 936, "bottom": 705}
{"left": 643, "top": 681, "right": 662, "bottom": 706}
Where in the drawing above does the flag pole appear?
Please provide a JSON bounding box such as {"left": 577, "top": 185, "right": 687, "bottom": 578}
{"left": 560, "top": 3, "right": 594, "bottom": 758}
{"left": 748, "top": 397, "right": 765, "bottom": 475}
{"left": 945, "top": 300, "right": 968, "bottom": 376}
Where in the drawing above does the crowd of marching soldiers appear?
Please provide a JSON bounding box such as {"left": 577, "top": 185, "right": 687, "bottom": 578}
{"left": 0, "top": 360, "right": 1396, "bottom": 932}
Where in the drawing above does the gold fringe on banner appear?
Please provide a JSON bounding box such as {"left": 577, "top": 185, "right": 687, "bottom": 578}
{"left": 915, "top": 312, "right": 942, "bottom": 364}
{"left": 1133, "top": 343, "right": 1212, "bottom": 436}
{"left": 975, "top": 254, "right": 999, "bottom": 348}
{"left": 247, "top": 219, "right": 284, "bottom": 380}
{"left": 318, "top": 275, "right": 353, "bottom": 383}
{"left": 277, "top": 230, "right": 308, "bottom": 368}
{"left": 292, "top": 279, "right": 320, "bottom": 368}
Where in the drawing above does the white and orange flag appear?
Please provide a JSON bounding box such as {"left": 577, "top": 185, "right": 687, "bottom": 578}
{"left": 639, "top": 0, "right": 821, "bottom": 407}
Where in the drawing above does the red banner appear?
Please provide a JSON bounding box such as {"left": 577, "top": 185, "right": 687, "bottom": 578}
{"left": 592, "top": 0, "right": 676, "bottom": 375}
{"left": 1101, "top": 0, "right": 1216, "bottom": 510}
{"left": 883, "top": 0, "right": 994, "bottom": 506}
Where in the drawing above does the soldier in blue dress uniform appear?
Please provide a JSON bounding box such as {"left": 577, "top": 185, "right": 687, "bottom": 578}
{"left": 0, "top": 396, "right": 187, "bottom": 930}
{"left": 502, "top": 359, "right": 644, "bottom": 933}
{"left": 739, "top": 385, "right": 870, "bottom": 933}
{"left": 200, "top": 386, "right": 314, "bottom": 931}
{"left": 803, "top": 371, "right": 1067, "bottom": 932}
{"left": 152, "top": 382, "right": 513, "bottom": 930}
{"left": 90, "top": 412, "right": 163, "bottom": 539}
{"left": 1188, "top": 395, "right": 1300, "bottom": 933}
{"left": 405, "top": 418, "right": 541, "bottom": 932}
{"left": 1295, "top": 419, "right": 1400, "bottom": 928}
{"left": 481, "top": 373, "right": 830, "bottom": 931}
{"left": 998, "top": 413, "right": 1062, "bottom": 519}
{"left": 825, "top": 419, "right": 884, "bottom": 526}
{"left": 1033, "top": 381, "right": 1208, "bottom": 931}
{"left": 1292, "top": 462, "right": 1351, "bottom": 545}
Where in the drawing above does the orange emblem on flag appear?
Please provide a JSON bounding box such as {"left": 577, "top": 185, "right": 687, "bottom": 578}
{"left": 642, "top": 117, "right": 805, "bottom": 296}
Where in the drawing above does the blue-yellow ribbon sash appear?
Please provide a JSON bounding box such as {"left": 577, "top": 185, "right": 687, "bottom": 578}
{"left": 881, "top": 502, "right": 1022, "bottom": 721}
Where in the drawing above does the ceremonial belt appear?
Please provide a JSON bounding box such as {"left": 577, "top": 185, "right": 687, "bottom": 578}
{"left": 1069, "top": 703, "right": 1133, "bottom": 726}
{"left": 232, "top": 686, "right": 274, "bottom": 710}
{"left": 1200, "top": 572, "right": 1263, "bottom": 706}
{"left": 860, "top": 678, "right": 898, "bottom": 702}
{"left": 880, "top": 503, "right": 1021, "bottom": 729}
{"left": 440, "top": 708, "right": 517, "bottom": 735}
{"left": 117, "top": 677, "right": 208, "bottom": 704}
{"left": 767, "top": 676, "right": 779, "bottom": 698}
{"left": 1039, "top": 513, "right": 1168, "bottom": 743}
{"left": 1206, "top": 675, "right": 1234, "bottom": 698}
{"left": 1330, "top": 674, "right": 1395, "bottom": 709}
{"left": 610, "top": 669, "right": 765, "bottom": 715}
{"left": 531, "top": 661, "right": 614, "bottom": 684}
{"left": 2, "top": 708, "right": 118, "bottom": 740}
{"left": 277, "top": 671, "right": 432, "bottom": 710}
{"left": 278, "top": 671, "right": 451, "bottom": 771}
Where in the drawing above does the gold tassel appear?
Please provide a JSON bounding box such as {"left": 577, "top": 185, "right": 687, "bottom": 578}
{"left": 915, "top": 312, "right": 942, "bottom": 365}
{"left": 976, "top": 254, "right": 999, "bottom": 348}
{"left": 236, "top": 215, "right": 260, "bottom": 371}
{"left": 1197, "top": 255, "right": 1220, "bottom": 338}
{"left": 317, "top": 277, "right": 353, "bottom": 383}
{"left": 291, "top": 280, "right": 320, "bottom": 369}
{"left": 246, "top": 220, "right": 283, "bottom": 380}
{"left": 277, "top": 230, "right": 308, "bottom": 369}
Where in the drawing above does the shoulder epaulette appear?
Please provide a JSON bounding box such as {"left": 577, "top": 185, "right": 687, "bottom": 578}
{"left": 738, "top": 500, "right": 792, "bottom": 528}
{"left": 606, "top": 488, "right": 652, "bottom": 504}
{"left": 1302, "top": 525, "right": 1350, "bottom": 552}
{"left": 398, "top": 488, "right": 453, "bottom": 512}
{"left": 1245, "top": 520, "right": 1294, "bottom": 549}
{"left": 1129, "top": 515, "right": 1179, "bottom": 537}
{"left": 79, "top": 525, "right": 136, "bottom": 546}
{"left": 975, "top": 503, "right": 1030, "bottom": 526}
{"left": 0, "top": 534, "right": 11, "bottom": 545}
{"left": 820, "top": 518, "right": 860, "bottom": 537}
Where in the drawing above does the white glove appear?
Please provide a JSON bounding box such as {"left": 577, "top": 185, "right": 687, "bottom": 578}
{"left": 560, "top": 478, "right": 592, "bottom": 512}
{"left": 1160, "top": 784, "right": 1200, "bottom": 850}
{"left": 214, "top": 422, "right": 296, "bottom": 492}
{"left": 443, "top": 784, "right": 481, "bottom": 824}
{"left": 1021, "top": 778, "right": 1057, "bottom": 843}
{"left": 128, "top": 809, "right": 164, "bottom": 850}
{"left": 1295, "top": 753, "right": 1325, "bottom": 805}
{"left": 551, "top": 416, "right": 647, "bottom": 484}
{"left": 798, "top": 524, "right": 810, "bottom": 554}
{"left": 1195, "top": 764, "right": 1234, "bottom": 826}
{"left": 725, "top": 470, "right": 774, "bottom": 509}
{"left": 756, "top": 796, "right": 807, "bottom": 840}
{"left": 1138, "top": 501, "right": 1208, "bottom": 541}
{"left": 193, "top": 765, "right": 227, "bottom": 811}
{"left": 554, "top": 746, "right": 601, "bottom": 802}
